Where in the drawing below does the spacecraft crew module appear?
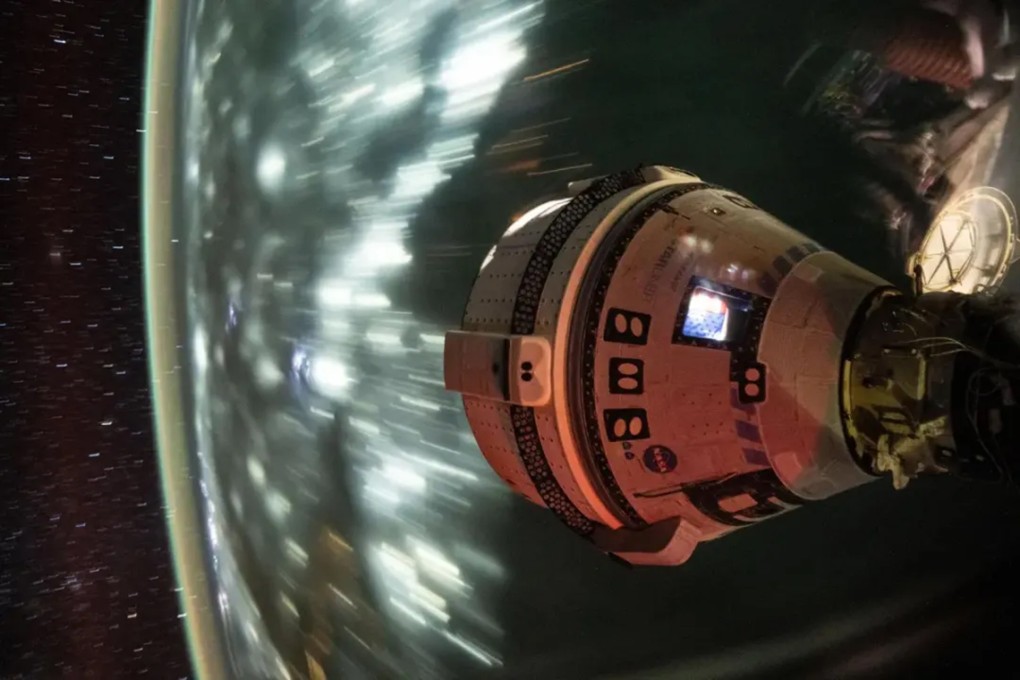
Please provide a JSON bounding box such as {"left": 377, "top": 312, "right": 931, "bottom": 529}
{"left": 443, "top": 165, "right": 1020, "bottom": 566}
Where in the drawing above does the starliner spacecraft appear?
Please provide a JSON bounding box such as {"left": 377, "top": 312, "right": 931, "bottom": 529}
{"left": 443, "top": 165, "right": 1020, "bottom": 566}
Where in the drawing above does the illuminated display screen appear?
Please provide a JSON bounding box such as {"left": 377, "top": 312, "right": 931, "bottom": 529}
{"left": 680, "top": 286, "right": 752, "bottom": 344}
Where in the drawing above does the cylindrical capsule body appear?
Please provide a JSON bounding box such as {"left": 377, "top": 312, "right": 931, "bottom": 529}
{"left": 445, "top": 166, "right": 887, "bottom": 565}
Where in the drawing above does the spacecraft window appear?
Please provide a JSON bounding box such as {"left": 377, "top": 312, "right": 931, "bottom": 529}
{"left": 679, "top": 285, "right": 753, "bottom": 346}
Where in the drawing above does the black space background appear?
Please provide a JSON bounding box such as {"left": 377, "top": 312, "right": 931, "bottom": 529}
{"left": 1, "top": 1, "right": 190, "bottom": 677}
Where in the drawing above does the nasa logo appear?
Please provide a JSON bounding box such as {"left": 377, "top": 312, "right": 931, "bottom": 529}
{"left": 642, "top": 445, "right": 677, "bottom": 474}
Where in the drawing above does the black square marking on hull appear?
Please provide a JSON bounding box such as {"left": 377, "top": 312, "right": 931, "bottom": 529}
{"left": 604, "top": 308, "right": 651, "bottom": 345}
{"left": 603, "top": 408, "right": 650, "bottom": 442}
{"left": 608, "top": 358, "right": 645, "bottom": 395}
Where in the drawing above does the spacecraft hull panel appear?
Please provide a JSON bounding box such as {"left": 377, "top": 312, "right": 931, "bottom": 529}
{"left": 758, "top": 253, "right": 887, "bottom": 500}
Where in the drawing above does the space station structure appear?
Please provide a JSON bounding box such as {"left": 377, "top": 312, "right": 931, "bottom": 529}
{"left": 443, "top": 166, "right": 1020, "bottom": 566}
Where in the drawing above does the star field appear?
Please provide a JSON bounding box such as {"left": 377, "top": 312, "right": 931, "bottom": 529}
{"left": 1, "top": 1, "right": 190, "bottom": 676}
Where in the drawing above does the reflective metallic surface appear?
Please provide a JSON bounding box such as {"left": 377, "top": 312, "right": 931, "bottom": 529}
{"left": 146, "top": 1, "right": 1020, "bottom": 678}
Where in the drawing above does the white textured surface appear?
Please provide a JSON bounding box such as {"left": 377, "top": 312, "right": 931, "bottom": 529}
{"left": 758, "top": 252, "right": 886, "bottom": 500}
